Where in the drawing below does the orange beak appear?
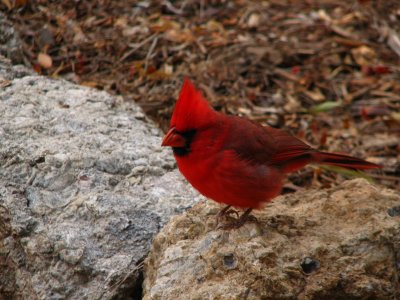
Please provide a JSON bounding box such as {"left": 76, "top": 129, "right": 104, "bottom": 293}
{"left": 161, "top": 127, "right": 186, "bottom": 147}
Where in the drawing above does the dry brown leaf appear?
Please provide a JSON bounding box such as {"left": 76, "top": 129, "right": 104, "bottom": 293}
{"left": 163, "top": 64, "right": 173, "bottom": 75}
{"left": 284, "top": 94, "right": 302, "bottom": 113}
{"left": 274, "top": 68, "right": 301, "bottom": 83}
{"left": 205, "top": 20, "right": 225, "bottom": 33}
{"left": 122, "top": 26, "right": 149, "bottom": 37}
{"left": 349, "top": 77, "right": 378, "bottom": 86}
{"left": 351, "top": 45, "right": 376, "bottom": 66}
{"left": 247, "top": 13, "right": 261, "bottom": 28}
{"left": 37, "top": 53, "right": 53, "bottom": 69}
{"left": 114, "top": 17, "right": 128, "bottom": 28}
{"left": 151, "top": 19, "right": 180, "bottom": 33}
{"left": 15, "top": 0, "right": 28, "bottom": 7}
{"left": 0, "top": 77, "right": 12, "bottom": 88}
{"left": 1, "top": 0, "right": 12, "bottom": 10}
{"left": 80, "top": 81, "right": 100, "bottom": 88}
{"left": 72, "top": 25, "right": 87, "bottom": 43}
{"left": 303, "top": 88, "right": 326, "bottom": 102}
{"left": 164, "top": 29, "right": 194, "bottom": 43}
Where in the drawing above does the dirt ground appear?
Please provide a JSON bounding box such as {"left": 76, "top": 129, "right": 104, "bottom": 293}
{"left": 2, "top": 0, "right": 399, "bottom": 191}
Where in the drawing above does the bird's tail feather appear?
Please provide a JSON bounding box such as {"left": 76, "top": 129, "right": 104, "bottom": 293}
{"left": 313, "top": 151, "right": 381, "bottom": 170}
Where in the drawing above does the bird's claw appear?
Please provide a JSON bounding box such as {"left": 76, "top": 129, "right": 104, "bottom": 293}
{"left": 217, "top": 206, "right": 239, "bottom": 223}
{"left": 216, "top": 208, "right": 256, "bottom": 229}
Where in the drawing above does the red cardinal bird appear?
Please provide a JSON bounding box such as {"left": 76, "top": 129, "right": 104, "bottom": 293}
{"left": 162, "top": 79, "right": 380, "bottom": 227}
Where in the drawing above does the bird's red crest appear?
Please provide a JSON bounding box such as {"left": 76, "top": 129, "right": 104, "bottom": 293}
{"left": 170, "top": 78, "right": 216, "bottom": 131}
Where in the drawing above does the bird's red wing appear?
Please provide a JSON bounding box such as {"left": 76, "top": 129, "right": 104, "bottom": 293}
{"left": 224, "top": 116, "right": 314, "bottom": 168}
{"left": 263, "top": 126, "right": 314, "bottom": 164}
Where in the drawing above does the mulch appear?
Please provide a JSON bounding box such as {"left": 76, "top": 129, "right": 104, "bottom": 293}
{"left": 2, "top": 0, "right": 399, "bottom": 191}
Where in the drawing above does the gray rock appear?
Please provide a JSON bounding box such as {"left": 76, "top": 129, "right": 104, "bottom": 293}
{"left": 0, "top": 56, "right": 201, "bottom": 299}
{"left": 0, "top": 12, "right": 24, "bottom": 64}
{"left": 0, "top": 55, "right": 33, "bottom": 84}
{"left": 143, "top": 179, "right": 400, "bottom": 300}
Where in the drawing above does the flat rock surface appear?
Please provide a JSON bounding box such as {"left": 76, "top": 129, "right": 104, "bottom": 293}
{"left": 0, "top": 56, "right": 200, "bottom": 299}
{"left": 143, "top": 179, "right": 400, "bottom": 300}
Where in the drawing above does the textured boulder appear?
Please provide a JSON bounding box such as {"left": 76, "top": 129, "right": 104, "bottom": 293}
{"left": 0, "top": 55, "right": 201, "bottom": 299}
{"left": 143, "top": 179, "right": 400, "bottom": 300}
{"left": 0, "top": 12, "right": 24, "bottom": 64}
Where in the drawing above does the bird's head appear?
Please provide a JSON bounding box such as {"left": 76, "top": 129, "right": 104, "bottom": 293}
{"left": 162, "top": 78, "right": 218, "bottom": 156}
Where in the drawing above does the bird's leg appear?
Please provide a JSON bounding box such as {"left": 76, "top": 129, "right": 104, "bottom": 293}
{"left": 235, "top": 208, "right": 254, "bottom": 227}
{"left": 216, "top": 205, "right": 240, "bottom": 224}
{"left": 217, "top": 205, "right": 231, "bottom": 217}
{"left": 218, "top": 208, "right": 257, "bottom": 229}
